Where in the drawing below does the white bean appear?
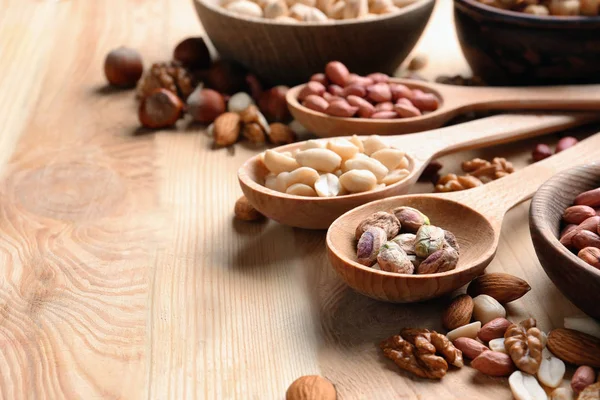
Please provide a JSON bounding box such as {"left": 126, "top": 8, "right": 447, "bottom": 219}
{"left": 263, "top": 149, "right": 300, "bottom": 174}
{"left": 344, "top": 157, "right": 389, "bottom": 181}
{"left": 339, "top": 169, "right": 377, "bottom": 193}
{"left": 327, "top": 138, "right": 359, "bottom": 160}
{"left": 381, "top": 168, "right": 410, "bottom": 185}
{"left": 301, "top": 139, "right": 326, "bottom": 150}
{"left": 227, "top": 92, "right": 254, "bottom": 113}
{"left": 363, "top": 135, "right": 389, "bottom": 155}
{"left": 371, "top": 148, "right": 406, "bottom": 170}
{"left": 295, "top": 148, "right": 342, "bottom": 173}
{"left": 315, "top": 173, "right": 341, "bottom": 197}
{"left": 285, "top": 167, "right": 319, "bottom": 188}
{"left": 286, "top": 183, "right": 317, "bottom": 196}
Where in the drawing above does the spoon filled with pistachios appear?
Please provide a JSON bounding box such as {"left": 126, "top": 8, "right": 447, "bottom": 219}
{"left": 325, "top": 132, "right": 600, "bottom": 303}
{"left": 286, "top": 61, "right": 600, "bottom": 137}
{"left": 238, "top": 112, "right": 596, "bottom": 229}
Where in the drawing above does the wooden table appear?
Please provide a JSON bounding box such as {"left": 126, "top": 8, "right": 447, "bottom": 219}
{"left": 0, "top": 0, "right": 593, "bottom": 398}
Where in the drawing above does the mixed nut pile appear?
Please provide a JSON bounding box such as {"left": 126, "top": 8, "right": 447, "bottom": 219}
{"left": 381, "top": 272, "right": 600, "bottom": 400}
{"left": 559, "top": 186, "right": 600, "bottom": 270}
{"left": 478, "top": 0, "right": 600, "bottom": 16}
{"left": 260, "top": 135, "right": 411, "bottom": 196}
{"left": 355, "top": 207, "right": 460, "bottom": 274}
{"left": 103, "top": 38, "right": 300, "bottom": 148}
{"left": 298, "top": 61, "right": 440, "bottom": 119}
{"left": 221, "top": 0, "right": 420, "bottom": 22}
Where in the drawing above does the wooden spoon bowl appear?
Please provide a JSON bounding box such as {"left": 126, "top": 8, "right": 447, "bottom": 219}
{"left": 287, "top": 79, "right": 600, "bottom": 136}
{"left": 239, "top": 113, "right": 594, "bottom": 229}
{"left": 530, "top": 164, "right": 600, "bottom": 319}
{"left": 326, "top": 133, "right": 600, "bottom": 302}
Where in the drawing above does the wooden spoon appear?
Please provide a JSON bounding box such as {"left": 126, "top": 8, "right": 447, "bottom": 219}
{"left": 287, "top": 79, "right": 600, "bottom": 137}
{"left": 326, "top": 132, "right": 600, "bottom": 303}
{"left": 239, "top": 113, "right": 596, "bottom": 229}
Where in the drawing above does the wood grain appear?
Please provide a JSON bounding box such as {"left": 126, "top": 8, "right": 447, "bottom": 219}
{"left": 0, "top": 0, "right": 595, "bottom": 399}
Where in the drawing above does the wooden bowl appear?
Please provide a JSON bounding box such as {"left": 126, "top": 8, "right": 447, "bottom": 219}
{"left": 193, "top": 0, "right": 435, "bottom": 86}
{"left": 454, "top": 0, "right": 600, "bottom": 85}
{"left": 530, "top": 164, "right": 600, "bottom": 319}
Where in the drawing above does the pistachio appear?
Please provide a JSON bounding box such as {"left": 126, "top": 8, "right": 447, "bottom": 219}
{"left": 392, "top": 206, "right": 430, "bottom": 233}
{"left": 377, "top": 242, "right": 414, "bottom": 274}
{"left": 391, "top": 233, "right": 416, "bottom": 255}
{"left": 407, "top": 254, "right": 421, "bottom": 269}
{"left": 417, "top": 246, "right": 459, "bottom": 274}
{"left": 414, "top": 225, "right": 445, "bottom": 258}
{"left": 355, "top": 211, "right": 401, "bottom": 240}
{"left": 443, "top": 230, "right": 460, "bottom": 254}
{"left": 357, "top": 226, "right": 387, "bottom": 266}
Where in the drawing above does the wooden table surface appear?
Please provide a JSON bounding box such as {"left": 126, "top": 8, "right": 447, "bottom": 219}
{"left": 0, "top": 0, "right": 594, "bottom": 399}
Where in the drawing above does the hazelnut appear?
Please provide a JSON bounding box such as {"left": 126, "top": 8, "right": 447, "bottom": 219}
{"left": 408, "top": 54, "right": 428, "bottom": 71}
{"left": 242, "top": 122, "right": 266, "bottom": 144}
{"left": 206, "top": 60, "right": 247, "bottom": 95}
{"left": 285, "top": 375, "right": 336, "bottom": 400}
{"left": 532, "top": 143, "right": 552, "bottom": 162}
{"left": 138, "top": 88, "right": 183, "bottom": 128}
{"left": 104, "top": 46, "right": 143, "bottom": 87}
{"left": 234, "top": 196, "right": 264, "bottom": 221}
{"left": 259, "top": 86, "right": 292, "bottom": 122}
{"left": 173, "top": 37, "right": 211, "bottom": 69}
{"left": 187, "top": 87, "right": 226, "bottom": 124}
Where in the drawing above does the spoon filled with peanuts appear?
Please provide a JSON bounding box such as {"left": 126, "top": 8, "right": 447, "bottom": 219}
{"left": 326, "top": 132, "right": 600, "bottom": 302}
{"left": 286, "top": 61, "right": 600, "bottom": 136}
{"left": 238, "top": 112, "right": 596, "bottom": 229}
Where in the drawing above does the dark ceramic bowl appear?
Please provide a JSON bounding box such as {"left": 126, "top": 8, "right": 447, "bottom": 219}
{"left": 454, "top": 0, "right": 600, "bottom": 85}
{"left": 194, "top": 0, "right": 435, "bottom": 86}
{"left": 530, "top": 164, "right": 600, "bottom": 319}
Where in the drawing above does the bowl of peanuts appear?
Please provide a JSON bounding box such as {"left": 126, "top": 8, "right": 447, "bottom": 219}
{"left": 530, "top": 163, "right": 600, "bottom": 319}
{"left": 454, "top": 0, "right": 600, "bottom": 85}
{"left": 193, "top": 0, "right": 435, "bottom": 86}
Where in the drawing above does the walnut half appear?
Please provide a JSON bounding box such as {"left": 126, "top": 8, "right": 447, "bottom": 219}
{"left": 504, "top": 318, "right": 544, "bottom": 375}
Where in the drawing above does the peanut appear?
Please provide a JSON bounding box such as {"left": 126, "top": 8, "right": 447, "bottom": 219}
{"left": 371, "top": 111, "right": 397, "bottom": 119}
{"left": 374, "top": 102, "right": 394, "bottom": 112}
{"left": 366, "top": 83, "right": 392, "bottom": 103}
{"left": 489, "top": 338, "right": 507, "bottom": 353}
{"left": 472, "top": 351, "right": 516, "bottom": 377}
{"left": 342, "top": 84, "right": 367, "bottom": 98}
{"left": 327, "top": 138, "right": 360, "bottom": 160}
{"left": 563, "top": 205, "right": 597, "bottom": 225}
{"left": 325, "top": 61, "right": 350, "bottom": 86}
{"left": 572, "top": 230, "right": 600, "bottom": 250}
{"left": 390, "top": 83, "right": 413, "bottom": 101}
{"left": 453, "top": 337, "right": 489, "bottom": 359}
{"left": 381, "top": 169, "right": 410, "bottom": 185}
{"left": 346, "top": 95, "right": 375, "bottom": 118}
{"left": 371, "top": 148, "right": 406, "bottom": 170}
{"left": 572, "top": 366, "right": 596, "bottom": 393}
{"left": 575, "top": 188, "right": 600, "bottom": 208}
{"left": 410, "top": 90, "right": 440, "bottom": 111}
{"left": 295, "top": 148, "right": 342, "bottom": 173}
{"left": 344, "top": 157, "right": 389, "bottom": 181}
{"left": 446, "top": 321, "right": 481, "bottom": 342}
{"left": 537, "top": 355, "right": 565, "bottom": 388}
{"left": 367, "top": 72, "right": 389, "bottom": 83}
{"left": 314, "top": 173, "right": 341, "bottom": 197}
{"left": 327, "top": 84, "right": 344, "bottom": 96}
{"left": 478, "top": 317, "right": 512, "bottom": 342}
{"left": 362, "top": 135, "right": 389, "bottom": 155}
{"left": 286, "top": 183, "right": 317, "bottom": 196}
{"left": 263, "top": 149, "right": 300, "bottom": 174}
{"left": 395, "top": 99, "right": 422, "bottom": 118}
{"left": 298, "top": 81, "right": 326, "bottom": 101}
{"left": 285, "top": 167, "right": 320, "bottom": 188}
{"left": 509, "top": 371, "right": 547, "bottom": 400}
{"left": 325, "top": 100, "right": 358, "bottom": 117}
{"left": 339, "top": 169, "right": 377, "bottom": 193}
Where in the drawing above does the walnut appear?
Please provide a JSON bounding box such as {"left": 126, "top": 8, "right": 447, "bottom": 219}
{"left": 380, "top": 335, "right": 448, "bottom": 379}
{"left": 380, "top": 327, "right": 464, "bottom": 380}
{"left": 435, "top": 157, "right": 514, "bottom": 193}
{"left": 504, "top": 318, "right": 544, "bottom": 375}
{"left": 137, "top": 62, "right": 196, "bottom": 100}
{"left": 400, "top": 328, "right": 464, "bottom": 367}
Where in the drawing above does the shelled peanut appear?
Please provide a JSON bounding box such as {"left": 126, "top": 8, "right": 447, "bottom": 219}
{"left": 297, "top": 61, "right": 440, "bottom": 119}
{"left": 259, "top": 135, "right": 411, "bottom": 196}
{"left": 532, "top": 136, "right": 579, "bottom": 162}
{"left": 559, "top": 187, "right": 600, "bottom": 269}
{"left": 354, "top": 207, "right": 460, "bottom": 274}
{"left": 435, "top": 157, "right": 514, "bottom": 192}
{"left": 222, "top": 0, "right": 421, "bottom": 22}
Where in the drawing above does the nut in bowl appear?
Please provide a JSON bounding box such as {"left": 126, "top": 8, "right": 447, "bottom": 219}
{"left": 530, "top": 163, "right": 600, "bottom": 319}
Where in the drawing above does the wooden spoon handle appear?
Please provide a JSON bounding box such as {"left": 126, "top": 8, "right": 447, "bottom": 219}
{"left": 442, "top": 84, "right": 600, "bottom": 113}
{"left": 446, "top": 132, "right": 600, "bottom": 224}
{"left": 389, "top": 112, "right": 596, "bottom": 164}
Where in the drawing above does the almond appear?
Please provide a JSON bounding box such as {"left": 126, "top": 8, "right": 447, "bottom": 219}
{"left": 286, "top": 375, "right": 337, "bottom": 400}
{"left": 547, "top": 328, "right": 600, "bottom": 367}
{"left": 453, "top": 337, "right": 489, "bottom": 359}
{"left": 213, "top": 112, "right": 241, "bottom": 146}
{"left": 478, "top": 317, "right": 512, "bottom": 342}
{"left": 467, "top": 273, "right": 531, "bottom": 304}
{"left": 471, "top": 351, "right": 516, "bottom": 376}
{"left": 442, "top": 294, "right": 474, "bottom": 330}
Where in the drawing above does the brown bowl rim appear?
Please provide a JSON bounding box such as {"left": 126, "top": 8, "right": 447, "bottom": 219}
{"left": 194, "top": 0, "right": 435, "bottom": 27}
{"left": 530, "top": 163, "right": 600, "bottom": 278}
{"left": 455, "top": 0, "right": 600, "bottom": 26}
